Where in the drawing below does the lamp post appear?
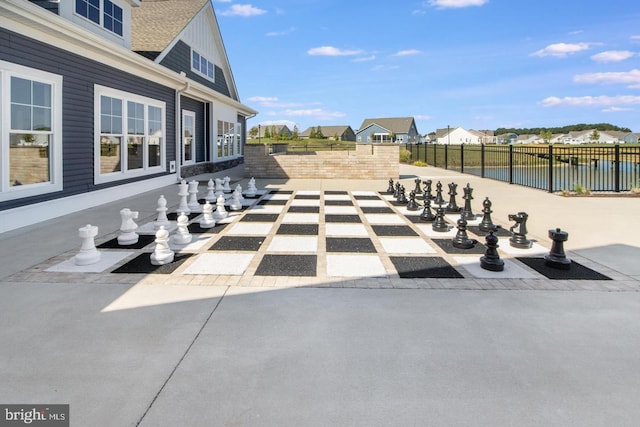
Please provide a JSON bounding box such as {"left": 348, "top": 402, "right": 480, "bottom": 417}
{"left": 258, "top": 124, "right": 261, "bottom": 143}
{"left": 447, "top": 125, "right": 450, "bottom": 145}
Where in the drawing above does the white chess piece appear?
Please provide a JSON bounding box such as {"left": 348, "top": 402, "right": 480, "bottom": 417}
{"left": 214, "top": 178, "right": 224, "bottom": 198}
{"left": 118, "top": 208, "right": 139, "bottom": 245}
{"left": 177, "top": 180, "right": 190, "bottom": 215}
{"left": 205, "top": 179, "right": 216, "bottom": 202}
{"left": 229, "top": 189, "right": 242, "bottom": 211}
{"left": 245, "top": 177, "right": 257, "bottom": 198}
{"left": 154, "top": 195, "right": 170, "bottom": 230}
{"left": 212, "top": 195, "right": 228, "bottom": 220}
{"left": 223, "top": 176, "right": 232, "bottom": 193}
{"left": 172, "top": 212, "right": 192, "bottom": 245}
{"left": 150, "top": 226, "right": 174, "bottom": 265}
{"left": 73, "top": 224, "right": 101, "bottom": 266}
{"left": 187, "top": 180, "right": 201, "bottom": 213}
{"left": 199, "top": 201, "right": 216, "bottom": 228}
{"left": 235, "top": 184, "right": 245, "bottom": 204}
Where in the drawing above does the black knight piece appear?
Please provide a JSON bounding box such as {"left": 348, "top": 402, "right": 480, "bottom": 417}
{"left": 387, "top": 178, "right": 395, "bottom": 194}
{"left": 478, "top": 197, "right": 495, "bottom": 232}
{"left": 508, "top": 211, "right": 532, "bottom": 249}
{"left": 544, "top": 228, "right": 571, "bottom": 270}
{"left": 434, "top": 181, "right": 445, "bottom": 207}
{"left": 446, "top": 182, "right": 462, "bottom": 213}
{"left": 460, "top": 183, "right": 475, "bottom": 220}
{"left": 452, "top": 217, "right": 476, "bottom": 249}
{"left": 420, "top": 198, "right": 436, "bottom": 222}
{"left": 407, "top": 190, "right": 419, "bottom": 210}
{"left": 432, "top": 206, "right": 449, "bottom": 232}
{"left": 480, "top": 228, "right": 505, "bottom": 272}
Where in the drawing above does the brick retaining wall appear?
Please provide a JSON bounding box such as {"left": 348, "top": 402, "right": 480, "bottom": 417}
{"left": 244, "top": 144, "right": 399, "bottom": 179}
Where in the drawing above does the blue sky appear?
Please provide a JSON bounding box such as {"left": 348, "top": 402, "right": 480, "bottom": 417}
{"left": 214, "top": 0, "right": 640, "bottom": 134}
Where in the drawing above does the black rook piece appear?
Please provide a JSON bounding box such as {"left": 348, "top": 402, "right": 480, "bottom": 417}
{"left": 407, "top": 191, "right": 419, "bottom": 210}
{"left": 544, "top": 228, "right": 571, "bottom": 270}
{"left": 508, "top": 211, "right": 532, "bottom": 249}
{"left": 413, "top": 178, "right": 422, "bottom": 198}
{"left": 452, "top": 217, "right": 476, "bottom": 249}
{"left": 446, "top": 182, "right": 461, "bottom": 213}
{"left": 420, "top": 198, "right": 436, "bottom": 222}
{"left": 480, "top": 228, "right": 504, "bottom": 272}
{"left": 460, "top": 183, "right": 475, "bottom": 220}
{"left": 432, "top": 206, "right": 449, "bottom": 232}
{"left": 387, "top": 178, "right": 395, "bottom": 194}
{"left": 434, "top": 181, "right": 445, "bottom": 207}
{"left": 479, "top": 197, "right": 495, "bottom": 232}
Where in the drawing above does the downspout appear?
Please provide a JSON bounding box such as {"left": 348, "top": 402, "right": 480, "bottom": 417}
{"left": 175, "top": 74, "right": 190, "bottom": 181}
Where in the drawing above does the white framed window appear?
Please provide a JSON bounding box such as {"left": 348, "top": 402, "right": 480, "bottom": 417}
{"left": 191, "top": 50, "right": 215, "bottom": 82}
{"left": 216, "top": 120, "right": 240, "bottom": 160}
{"left": 75, "top": 0, "right": 123, "bottom": 37}
{"left": 94, "top": 85, "right": 165, "bottom": 184}
{"left": 182, "top": 110, "right": 195, "bottom": 165}
{"left": 0, "top": 61, "right": 63, "bottom": 202}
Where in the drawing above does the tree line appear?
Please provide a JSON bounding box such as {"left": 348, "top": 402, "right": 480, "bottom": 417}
{"left": 495, "top": 123, "right": 631, "bottom": 135}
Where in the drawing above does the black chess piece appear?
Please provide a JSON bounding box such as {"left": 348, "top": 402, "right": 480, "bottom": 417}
{"left": 406, "top": 190, "right": 419, "bottom": 210}
{"left": 422, "top": 180, "right": 433, "bottom": 202}
{"left": 478, "top": 197, "right": 495, "bottom": 232}
{"left": 446, "top": 182, "right": 461, "bottom": 213}
{"left": 480, "top": 228, "right": 505, "bottom": 272}
{"left": 398, "top": 185, "right": 408, "bottom": 204}
{"left": 460, "top": 183, "right": 475, "bottom": 221}
{"left": 394, "top": 182, "right": 401, "bottom": 199}
{"left": 387, "top": 178, "right": 395, "bottom": 194}
{"left": 452, "top": 217, "right": 477, "bottom": 249}
{"left": 434, "top": 181, "right": 445, "bottom": 207}
{"left": 413, "top": 178, "right": 422, "bottom": 199}
{"left": 544, "top": 228, "right": 571, "bottom": 270}
{"left": 432, "top": 206, "right": 449, "bottom": 232}
{"left": 420, "top": 198, "right": 436, "bottom": 222}
{"left": 508, "top": 211, "right": 532, "bottom": 249}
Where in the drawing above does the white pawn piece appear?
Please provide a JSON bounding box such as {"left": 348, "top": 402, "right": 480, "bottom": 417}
{"left": 177, "top": 180, "right": 190, "bottom": 215}
{"left": 187, "top": 180, "right": 202, "bottom": 213}
{"left": 212, "top": 195, "right": 228, "bottom": 220}
{"left": 214, "top": 178, "right": 225, "bottom": 198}
{"left": 234, "top": 184, "right": 245, "bottom": 204}
{"left": 150, "top": 226, "right": 174, "bottom": 265}
{"left": 229, "top": 189, "right": 242, "bottom": 211}
{"left": 172, "top": 212, "right": 192, "bottom": 245}
{"left": 245, "top": 177, "right": 257, "bottom": 198}
{"left": 223, "top": 176, "right": 232, "bottom": 193}
{"left": 154, "top": 195, "right": 170, "bottom": 230}
{"left": 205, "top": 179, "right": 216, "bottom": 202}
{"left": 73, "top": 224, "right": 101, "bottom": 266}
{"left": 199, "top": 201, "right": 216, "bottom": 228}
{"left": 117, "top": 208, "right": 139, "bottom": 245}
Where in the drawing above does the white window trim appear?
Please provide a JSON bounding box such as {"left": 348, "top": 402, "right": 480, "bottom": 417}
{"left": 190, "top": 49, "right": 215, "bottom": 83}
{"left": 182, "top": 110, "right": 196, "bottom": 165}
{"left": 73, "top": 0, "right": 124, "bottom": 39}
{"left": 0, "top": 61, "right": 63, "bottom": 202}
{"left": 94, "top": 85, "right": 166, "bottom": 185}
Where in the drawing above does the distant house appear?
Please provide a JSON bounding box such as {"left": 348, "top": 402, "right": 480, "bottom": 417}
{"left": 433, "top": 127, "right": 482, "bottom": 145}
{"left": 560, "top": 130, "right": 620, "bottom": 144}
{"left": 300, "top": 125, "right": 355, "bottom": 141}
{"left": 622, "top": 132, "right": 640, "bottom": 143}
{"left": 470, "top": 129, "right": 496, "bottom": 144}
{"left": 250, "top": 125, "right": 292, "bottom": 139}
{"left": 355, "top": 117, "right": 420, "bottom": 143}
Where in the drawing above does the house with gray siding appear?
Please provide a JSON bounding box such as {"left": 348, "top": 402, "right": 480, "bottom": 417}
{"left": 0, "top": 0, "right": 256, "bottom": 232}
{"left": 300, "top": 125, "right": 356, "bottom": 141}
{"left": 355, "top": 117, "right": 419, "bottom": 143}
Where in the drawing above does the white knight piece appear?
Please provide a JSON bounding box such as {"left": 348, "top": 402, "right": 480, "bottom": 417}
{"left": 118, "top": 208, "right": 139, "bottom": 245}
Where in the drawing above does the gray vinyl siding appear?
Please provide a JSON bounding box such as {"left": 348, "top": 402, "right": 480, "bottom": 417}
{"left": 160, "top": 40, "right": 232, "bottom": 99}
{"left": 180, "top": 96, "right": 206, "bottom": 163}
{"left": 0, "top": 27, "right": 176, "bottom": 211}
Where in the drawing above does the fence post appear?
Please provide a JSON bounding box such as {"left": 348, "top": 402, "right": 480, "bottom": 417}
{"left": 417, "top": 143, "right": 421, "bottom": 162}
{"left": 445, "top": 144, "right": 449, "bottom": 170}
{"left": 508, "top": 144, "right": 514, "bottom": 184}
{"left": 548, "top": 144, "right": 554, "bottom": 193}
{"left": 481, "top": 144, "right": 485, "bottom": 178}
{"left": 460, "top": 144, "right": 465, "bottom": 173}
{"left": 614, "top": 144, "right": 620, "bottom": 192}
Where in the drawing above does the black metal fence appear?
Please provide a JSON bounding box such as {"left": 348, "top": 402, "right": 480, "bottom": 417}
{"left": 402, "top": 143, "right": 640, "bottom": 192}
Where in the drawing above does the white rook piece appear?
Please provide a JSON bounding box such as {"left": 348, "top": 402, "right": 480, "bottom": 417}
{"left": 150, "top": 226, "right": 174, "bottom": 265}
{"left": 177, "top": 180, "right": 190, "bottom": 215}
{"left": 199, "top": 201, "right": 216, "bottom": 228}
{"left": 223, "top": 176, "right": 231, "bottom": 193}
{"left": 154, "top": 195, "right": 170, "bottom": 230}
{"left": 205, "top": 179, "right": 216, "bottom": 202}
{"left": 74, "top": 224, "right": 101, "bottom": 266}
{"left": 118, "top": 208, "right": 139, "bottom": 245}
{"left": 187, "top": 180, "right": 201, "bottom": 213}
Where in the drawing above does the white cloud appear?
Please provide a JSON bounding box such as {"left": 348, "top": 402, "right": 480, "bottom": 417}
{"left": 283, "top": 108, "right": 346, "bottom": 120}
{"left": 266, "top": 27, "right": 295, "bottom": 37}
{"left": 255, "top": 120, "right": 298, "bottom": 128}
{"left": 307, "top": 46, "right": 363, "bottom": 56}
{"left": 371, "top": 65, "right": 400, "bottom": 72}
{"left": 590, "top": 50, "right": 635, "bottom": 63}
{"left": 428, "top": 0, "right": 489, "bottom": 8}
{"left": 540, "top": 95, "right": 640, "bottom": 107}
{"left": 568, "top": 30, "right": 584, "bottom": 35}
{"left": 247, "top": 96, "right": 279, "bottom": 103}
{"left": 393, "top": 49, "right": 422, "bottom": 57}
{"left": 574, "top": 69, "right": 640, "bottom": 88}
{"left": 353, "top": 55, "right": 376, "bottom": 62}
{"left": 531, "top": 42, "right": 592, "bottom": 58}
{"left": 219, "top": 4, "right": 267, "bottom": 17}
{"left": 602, "top": 106, "right": 634, "bottom": 112}
{"left": 414, "top": 114, "right": 433, "bottom": 120}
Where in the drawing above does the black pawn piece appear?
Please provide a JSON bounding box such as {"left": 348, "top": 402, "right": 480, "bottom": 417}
{"left": 452, "top": 217, "right": 476, "bottom": 249}
{"left": 387, "top": 178, "right": 395, "bottom": 194}
{"left": 434, "top": 181, "right": 445, "bottom": 207}
{"left": 544, "top": 228, "right": 571, "bottom": 270}
{"left": 398, "top": 185, "right": 408, "bottom": 204}
{"left": 479, "top": 197, "right": 495, "bottom": 232}
{"left": 422, "top": 180, "right": 433, "bottom": 202}
{"left": 407, "top": 191, "right": 419, "bottom": 211}
{"left": 480, "top": 229, "right": 504, "bottom": 272}
{"left": 413, "top": 178, "right": 422, "bottom": 198}
{"left": 508, "top": 211, "right": 532, "bottom": 249}
{"left": 420, "top": 198, "right": 436, "bottom": 222}
{"left": 432, "top": 206, "right": 449, "bottom": 232}
{"left": 446, "top": 182, "right": 461, "bottom": 213}
{"left": 394, "top": 182, "right": 401, "bottom": 199}
{"left": 460, "top": 183, "right": 475, "bottom": 221}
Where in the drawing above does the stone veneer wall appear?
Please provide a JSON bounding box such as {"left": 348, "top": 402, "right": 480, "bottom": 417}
{"left": 244, "top": 143, "right": 399, "bottom": 179}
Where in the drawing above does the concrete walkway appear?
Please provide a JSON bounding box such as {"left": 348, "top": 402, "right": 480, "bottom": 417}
{"left": 1, "top": 164, "right": 639, "bottom": 426}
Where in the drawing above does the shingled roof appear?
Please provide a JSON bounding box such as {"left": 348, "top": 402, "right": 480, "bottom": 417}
{"left": 131, "top": 0, "right": 208, "bottom": 57}
{"left": 358, "top": 117, "right": 415, "bottom": 134}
